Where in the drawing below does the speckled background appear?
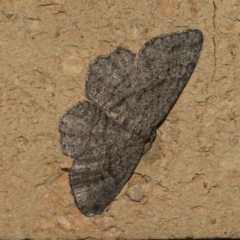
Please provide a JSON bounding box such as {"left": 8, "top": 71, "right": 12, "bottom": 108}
{"left": 1, "top": 0, "right": 240, "bottom": 239}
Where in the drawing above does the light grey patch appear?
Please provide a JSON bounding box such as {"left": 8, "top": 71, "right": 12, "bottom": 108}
{"left": 126, "top": 184, "right": 145, "bottom": 202}
{"left": 59, "top": 29, "right": 203, "bottom": 216}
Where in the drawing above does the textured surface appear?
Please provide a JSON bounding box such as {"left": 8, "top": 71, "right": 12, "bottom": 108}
{"left": 87, "top": 31, "right": 203, "bottom": 138}
{"left": 1, "top": 0, "right": 240, "bottom": 239}
{"left": 60, "top": 30, "right": 203, "bottom": 216}
{"left": 60, "top": 100, "right": 145, "bottom": 216}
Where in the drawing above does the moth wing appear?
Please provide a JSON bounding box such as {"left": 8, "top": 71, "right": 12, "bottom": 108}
{"left": 59, "top": 101, "right": 144, "bottom": 216}
{"left": 86, "top": 30, "right": 203, "bottom": 139}
{"left": 59, "top": 29, "right": 203, "bottom": 216}
{"left": 134, "top": 29, "right": 203, "bottom": 135}
{"left": 86, "top": 48, "right": 137, "bottom": 127}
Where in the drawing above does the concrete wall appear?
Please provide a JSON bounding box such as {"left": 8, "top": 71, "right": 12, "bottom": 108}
{"left": 1, "top": 0, "right": 240, "bottom": 239}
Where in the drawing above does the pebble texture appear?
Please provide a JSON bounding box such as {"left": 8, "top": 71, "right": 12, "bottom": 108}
{"left": 1, "top": 0, "right": 240, "bottom": 239}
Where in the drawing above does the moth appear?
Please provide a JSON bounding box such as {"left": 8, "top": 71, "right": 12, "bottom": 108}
{"left": 59, "top": 29, "right": 203, "bottom": 216}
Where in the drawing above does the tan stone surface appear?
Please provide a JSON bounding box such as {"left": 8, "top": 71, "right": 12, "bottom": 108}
{"left": 1, "top": 0, "right": 240, "bottom": 239}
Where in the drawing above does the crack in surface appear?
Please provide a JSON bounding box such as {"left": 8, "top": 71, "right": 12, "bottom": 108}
{"left": 212, "top": 1, "right": 217, "bottom": 81}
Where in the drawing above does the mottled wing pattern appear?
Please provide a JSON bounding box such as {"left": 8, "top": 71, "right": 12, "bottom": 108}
{"left": 86, "top": 30, "right": 203, "bottom": 138}
{"left": 86, "top": 48, "right": 137, "bottom": 128}
{"left": 60, "top": 101, "right": 145, "bottom": 216}
{"left": 135, "top": 30, "right": 203, "bottom": 136}
{"left": 59, "top": 29, "right": 203, "bottom": 216}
